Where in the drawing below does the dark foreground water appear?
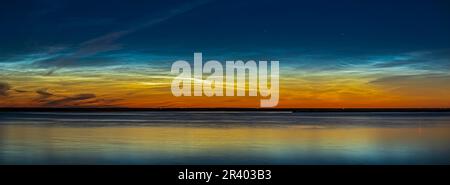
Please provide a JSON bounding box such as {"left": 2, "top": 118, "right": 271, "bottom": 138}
{"left": 0, "top": 111, "right": 449, "bottom": 164}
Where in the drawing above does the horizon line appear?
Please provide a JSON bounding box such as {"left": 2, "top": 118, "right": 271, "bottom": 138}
{"left": 1, "top": 107, "right": 450, "bottom": 112}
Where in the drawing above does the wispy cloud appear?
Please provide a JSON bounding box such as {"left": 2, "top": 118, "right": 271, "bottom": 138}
{"left": 370, "top": 73, "right": 450, "bottom": 84}
{"left": 370, "top": 49, "right": 450, "bottom": 71}
{"left": 0, "top": 82, "right": 11, "bottom": 96}
{"left": 44, "top": 93, "right": 96, "bottom": 106}
{"left": 36, "top": 88, "right": 54, "bottom": 99}
{"left": 43, "top": 0, "right": 213, "bottom": 75}
{"left": 14, "top": 89, "right": 29, "bottom": 93}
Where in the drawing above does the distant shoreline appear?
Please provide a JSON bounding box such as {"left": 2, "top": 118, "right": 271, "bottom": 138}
{"left": 0, "top": 107, "right": 450, "bottom": 112}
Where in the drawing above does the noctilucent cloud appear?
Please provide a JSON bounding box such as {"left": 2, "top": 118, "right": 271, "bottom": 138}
{"left": 1, "top": 0, "right": 450, "bottom": 108}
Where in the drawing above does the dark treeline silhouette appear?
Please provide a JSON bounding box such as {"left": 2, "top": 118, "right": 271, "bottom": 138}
{"left": 0, "top": 107, "right": 449, "bottom": 112}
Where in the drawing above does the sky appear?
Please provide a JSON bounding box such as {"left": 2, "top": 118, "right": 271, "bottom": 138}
{"left": 1, "top": 0, "right": 450, "bottom": 108}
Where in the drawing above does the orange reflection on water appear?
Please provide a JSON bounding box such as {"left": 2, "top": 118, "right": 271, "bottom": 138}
{"left": 1, "top": 124, "right": 450, "bottom": 164}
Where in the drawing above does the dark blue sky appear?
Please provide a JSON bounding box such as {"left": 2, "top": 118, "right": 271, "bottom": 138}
{"left": 1, "top": 0, "right": 450, "bottom": 58}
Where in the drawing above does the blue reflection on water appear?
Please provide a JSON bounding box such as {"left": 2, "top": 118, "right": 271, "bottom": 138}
{"left": 0, "top": 111, "right": 449, "bottom": 164}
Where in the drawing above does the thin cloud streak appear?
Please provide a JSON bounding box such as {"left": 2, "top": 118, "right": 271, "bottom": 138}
{"left": 45, "top": 0, "right": 213, "bottom": 75}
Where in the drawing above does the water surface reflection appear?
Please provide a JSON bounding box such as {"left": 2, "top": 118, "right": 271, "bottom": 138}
{"left": 0, "top": 111, "right": 449, "bottom": 164}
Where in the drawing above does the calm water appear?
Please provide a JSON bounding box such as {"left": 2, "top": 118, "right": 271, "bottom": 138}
{"left": 0, "top": 111, "right": 450, "bottom": 164}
